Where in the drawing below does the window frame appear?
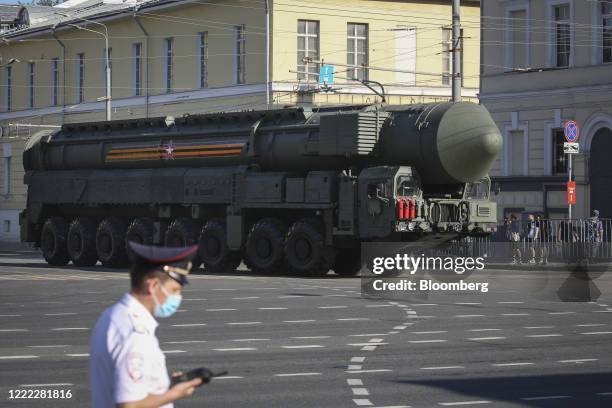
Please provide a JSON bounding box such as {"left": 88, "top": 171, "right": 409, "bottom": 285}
{"left": 603, "top": 1, "right": 612, "bottom": 63}
{"left": 133, "top": 43, "right": 142, "bottom": 97}
{"left": 504, "top": 2, "right": 531, "bottom": 70}
{"left": 198, "top": 31, "right": 208, "bottom": 88}
{"left": 502, "top": 122, "right": 529, "bottom": 176}
{"left": 547, "top": 0, "right": 574, "bottom": 68}
{"left": 5, "top": 66, "right": 12, "bottom": 112}
{"left": 76, "top": 53, "right": 85, "bottom": 103}
{"left": 347, "top": 22, "right": 369, "bottom": 81}
{"left": 297, "top": 20, "right": 320, "bottom": 81}
{"left": 51, "top": 58, "right": 59, "bottom": 106}
{"left": 164, "top": 38, "right": 174, "bottom": 93}
{"left": 28, "top": 62, "right": 35, "bottom": 109}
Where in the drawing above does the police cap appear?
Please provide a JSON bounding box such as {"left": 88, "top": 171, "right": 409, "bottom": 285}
{"left": 127, "top": 241, "right": 198, "bottom": 285}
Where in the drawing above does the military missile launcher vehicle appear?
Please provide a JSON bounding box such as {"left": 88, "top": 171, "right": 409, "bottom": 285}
{"left": 21, "top": 102, "right": 502, "bottom": 275}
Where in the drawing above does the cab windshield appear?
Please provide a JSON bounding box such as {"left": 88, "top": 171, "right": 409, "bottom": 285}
{"left": 464, "top": 178, "right": 490, "bottom": 200}
{"left": 396, "top": 175, "right": 421, "bottom": 197}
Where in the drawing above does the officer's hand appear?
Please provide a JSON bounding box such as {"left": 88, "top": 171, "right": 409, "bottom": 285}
{"left": 169, "top": 378, "right": 203, "bottom": 400}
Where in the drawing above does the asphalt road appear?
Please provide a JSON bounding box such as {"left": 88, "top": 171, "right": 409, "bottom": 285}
{"left": 1, "top": 248, "right": 612, "bottom": 408}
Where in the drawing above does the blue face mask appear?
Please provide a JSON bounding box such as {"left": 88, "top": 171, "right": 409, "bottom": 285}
{"left": 153, "top": 283, "right": 182, "bottom": 318}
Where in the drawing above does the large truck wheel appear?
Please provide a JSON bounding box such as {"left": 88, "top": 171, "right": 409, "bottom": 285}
{"left": 41, "top": 217, "right": 70, "bottom": 266}
{"left": 285, "top": 219, "right": 334, "bottom": 276}
{"left": 333, "top": 248, "right": 362, "bottom": 277}
{"left": 165, "top": 218, "right": 202, "bottom": 270}
{"left": 198, "top": 219, "right": 241, "bottom": 273}
{"left": 67, "top": 217, "right": 98, "bottom": 266}
{"left": 96, "top": 217, "right": 129, "bottom": 268}
{"left": 245, "top": 218, "right": 287, "bottom": 274}
{"left": 126, "top": 218, "right": 155, "bottom": 245}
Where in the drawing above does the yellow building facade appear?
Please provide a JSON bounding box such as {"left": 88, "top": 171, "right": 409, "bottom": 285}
{"left": 0, "top": 0, "right": 480, "bottom": 241}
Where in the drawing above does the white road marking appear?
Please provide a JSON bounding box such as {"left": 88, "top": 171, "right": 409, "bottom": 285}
{"left": 347, "top": 379, "right": 363, "bottom": 386}
{"left": 0, "top": 329, "right": 28, "bottom": 332}
{"left": 348, "top": 365, "right": 362, "bottom": 370}
{"left": 369, "top": 338, "right": 384, "bottom": 343}
{"left": 467, "top": 337, "right": 506, "bottom": 341}
{"left": 172, "top": 323, "right": 207, "bottom": 327}
{"left": 388, "top": 331, "right": 399, "bottom": 334}
{"left": 350, "top": 334, "right": 388, "bottom": 337}
{"left": 0, "top": 314, "right": 22, "bottom": 317}
{"left": 163, "top": 350, "right": 186, "bottom": 354}
{"left": 455, "top": 315, "right": 485, "bottom": 318}
{"left": 278, "top": 295, "right": 304, "bottom": 298}
{"left": 361, "top": 345, "right": 377, "bottom": 351}
{"left": 28, "top": 345, "right": 71, "bottom": 348}
{"left": 258, "top": 307, "right": 288, "bottom": 310}
{"left": 291, "top": 336, "right": 330, "bottom": 339}
{"left": 576, "top": 323, "right": 606, "bottom": 327}
{"left": 346, "top": 369, "right": 392, "bottom": 374}
{"left": 213, "top": 348, "right": 256, "bottom": 352}
{"left": 549, "top": 311, "right": 576, "bottom": 315}
{"left": 411, "top": 331, "right": 447, "bottom": 334}
{"left": 327, "top": 294, "right": 349, "bottom": 297}
{"left": 0, "top": 355, "right": 39, "bottom": 360}
{"left": 580, "top": 331, "right": 612, "bottom": 335}
{"left": 45, "top": 313, "right": 78, "bottom": 316}
{"left": 524, "top": 326, "right": 554, "bottom": 329}
{"left": 498, "top": 301, "right": 523, "bottom": 304}
{"left": 492, "top": 362, "right": 533, "bottom": 367}
{"left": 227, "top": 322, "right": 261, "bottom": 325}
{"left": 439, "top": 401, "right": 491, "bottom": 406}
{"left": 597, "top": 392, "right": 612, "bottom": 396}
{"left": 212, "top": 289, "right": 237, "bottom": 291}
{"left": 351, "top": 357, "right": 366, "bottom": 363}
{"left": 215, "top": 376, "right": 243, "bottom": 380}
{"left": 593, "top": 310, "right": 612, "bottom": 313}
{"left": 232, "top": 296, "right": 260, "bottom": 300}
{"left": 20, "top": 383, "right": 73, "bottom": 387}
{"left": 520, "top": 396, "right": 571, "bottom": 401}
{"left": 353, "top": 399, "right": 373, "bottom": 406}
{"left": 454, "top": 302, "right": 482, "bottom": 305}
{"left": 165, "top": 341, "right": 207, "bottom": 344}
{"left": 421, "top": 366, "right": 464, "bottom": 370}
{"left": 281, "top": 345, "right": 324, "bottom": 349}
{"left": 365, "top": 304, "right": 393, "bottom": 308}
{"left": 502, "top": 313, "right": 529, "bottom": 316}
{"left": 337, "top": 318, "right": 370, "bottom": 321}
{"left": 51, "top": 327, "right": 88, "bottom": 331}
{"left": 183, "top": 298, "right": 207, "bottom": 301}
{"left": 283, "top": 319, "right": 316, "bottom": 323}
{"left": 467, "top": 329, "right": 502, "bottom": 332}
{"left": 319, "top": 306, "right": 348, "bottom": 309}
{"left": 393, "top": 326, "right": 407, "bottom": 330}
{"left": 66, "top": 353, "right": 89, "bottom": 357}
{"left": 348, "top": 343, "right": 388, "bottom": 347}
{"left": 527, "top": 334, "right": 563, "bottom": 338}
{"left": 273, "top": 372, "right": 321, "bottom": 377}
{"left": 232, "top": 338, "right": 270, "bottom": 342}
{"left": 206, "top": 308, "right": 237, "bottom": 312}
{"left": 352, "top": 388, "right": 370, "bottom": 396}
{"left": 408, "top": 339, "right": 447, "bottom": 343}
{"left": 559, "top": 359, "right": 598, "bottom": 363}
{"left": 411, "top": 303, "right": 438, "bottom": 306}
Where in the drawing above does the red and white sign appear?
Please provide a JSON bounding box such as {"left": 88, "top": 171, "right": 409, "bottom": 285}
{"left": 566, "top": 181, "right": 576, "bottom": 205}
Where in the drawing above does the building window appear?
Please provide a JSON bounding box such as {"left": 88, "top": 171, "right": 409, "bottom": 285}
{"left": 507, "top": 9, "right": 528, "bottom": 69}
{"left": 52, "top": 58, "right": 59, "bottom": 106}
{"left": 509, "top": 130, "right": 526, "bottom": 176}
{"left": 553, "top": 4, "right": 571, "bottom": 67}
{"left": 442, "top": 28, "right": 463, "bottom": 86}
{"left": 77, "top": 53, "right": 85, "bottom": 103}
{"left": 165, "top": 38, "right": 174, "bottom": 92}
{"left": 3, "top": 220, "right": 9, "bottom": 233}
{"left": 234, "top": 25, "right": 245, "bottom": 84}
{"left": 603, "top": 2, "right": 612, "bottom": 63}
{"left": 297, "top": 20, "right": 319, "bottom": 81}
{"left": 552, "top": 128, "right": 568, "bottom": 174}
{"left": 3, "top": 156, "right": 10, "bottom": 196}
{"left": 199, "top": 32, "right": 208, "bottom": 88}
{"left": 5, "top": 66, "right": 11, "bottom": 112}
{"left": 347, "top": 23, "right": 368, "bottom": 81}
{"left": 133, "top": 43, "right": 142, "bottom": 96}
{"left": 28, "top": 62, "right": 34, "bottom": 108}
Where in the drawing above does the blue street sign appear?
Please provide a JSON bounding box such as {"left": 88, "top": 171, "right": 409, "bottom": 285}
{"left": 564, "top": 120, "right": 579, "bottom": 143}
{"left": 319, "top": 65, "right": 334, "bottom": 85}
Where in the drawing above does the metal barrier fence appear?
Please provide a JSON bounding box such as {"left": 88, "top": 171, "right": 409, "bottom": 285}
{"left": 441, "top": 218, "right": 612, "bottom": 264}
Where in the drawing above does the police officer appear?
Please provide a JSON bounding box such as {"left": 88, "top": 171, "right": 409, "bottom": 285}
{"left": 90, "top": 241, "right": 202, "bottom": 408}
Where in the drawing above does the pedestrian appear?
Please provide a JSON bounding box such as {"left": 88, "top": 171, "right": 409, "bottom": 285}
{"left": 587, "top": 209, "right": 604, "bottom": 259}
{"left": 507, "top": 215, "right": 522, "bottom": 264}
{"left": 536, "top": 214, "right": 549, "bottom": 264}
{"left": 90, "top": 241, "right": 203, "bottom": 408}
{"left": 526, "top": 213, "right": 539, "bottom": 264}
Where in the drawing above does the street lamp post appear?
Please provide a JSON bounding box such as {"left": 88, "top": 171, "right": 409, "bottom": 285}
{"left": 55, "top": 12, "right": 111, "bottom": 121}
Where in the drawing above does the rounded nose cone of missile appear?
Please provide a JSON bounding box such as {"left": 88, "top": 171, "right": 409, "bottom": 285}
{"left": 436, "top": 103, "right": 502, "bottom": 183}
